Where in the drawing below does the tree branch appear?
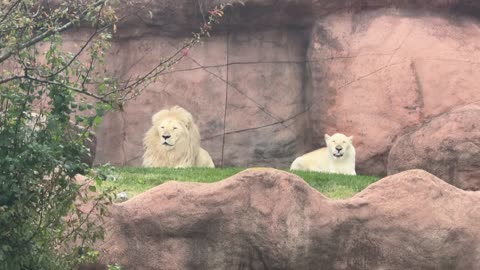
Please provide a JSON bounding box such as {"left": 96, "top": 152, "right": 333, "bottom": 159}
{"left": 24, "top": 75, "right": 106, "bottom": 102}
{"left": 0, "top": 0, "right": 106, "bottom": 64}
{"left": 0, "top": 0, "right": 21, "bottom": 24}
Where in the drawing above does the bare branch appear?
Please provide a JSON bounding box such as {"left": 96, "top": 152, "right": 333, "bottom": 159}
{"left": 1, "top": 2, "right": 239, "bottom": 108}
{"left": 0, "top": 75, "right": 23, "bottom": 84}
{"left": 44, "top": 2, "right": 110, "bottom": 78}
{"left": 0, "top": 0, "right": 106, "bottom": 64}
{"left": 0, "top": 0, "right": 21, "bottom": 24}
{"left": 109, "top": 4, "right": 231, "bottom": 102}
{"left": 24, "top": 74, "right": 107, "bottom": 102}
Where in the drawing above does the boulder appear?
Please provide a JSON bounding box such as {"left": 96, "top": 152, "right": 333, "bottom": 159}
{"left": 88, "top": 169, "right": 480, "bottom": 269}
{"left": 388, "top": 105, "right": 480, "bottom": 190}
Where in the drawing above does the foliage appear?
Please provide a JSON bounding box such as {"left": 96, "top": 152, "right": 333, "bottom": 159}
{"left": 0, "top": 0, "right": 237, "bottom": 269}
{"left": 102, "top": 167, "right": 379, "bottom": 200}
{"left": 107, "top": 264, "right": 123, "bottom": 270}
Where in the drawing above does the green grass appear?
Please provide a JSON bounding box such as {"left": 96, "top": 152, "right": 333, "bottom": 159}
{"left": 99, "top": 167, "right": 380, "bottom": 200}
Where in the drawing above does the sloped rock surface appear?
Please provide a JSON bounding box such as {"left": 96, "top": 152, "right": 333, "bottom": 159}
{"left": 90, "top": 169, "right": 480, "bottom": 269}
{"left": 388, "top": 105, "right": 480, "bottom": 190}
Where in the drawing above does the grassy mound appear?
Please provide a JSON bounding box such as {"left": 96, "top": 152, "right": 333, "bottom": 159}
{"left": 101, "top": 167, "right": 380, "bottom": 200}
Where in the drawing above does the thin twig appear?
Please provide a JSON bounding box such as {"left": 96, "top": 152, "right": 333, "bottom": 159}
{"left": 0, "top": 0, "right": 106, "bottom": 63}
{"left": 0, "top": 0, "right": 21, "bottom": 24}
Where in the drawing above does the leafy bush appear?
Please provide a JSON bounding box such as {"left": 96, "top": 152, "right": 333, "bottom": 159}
{"left": 0, "top": 1, "right": 117, "bottom": 268}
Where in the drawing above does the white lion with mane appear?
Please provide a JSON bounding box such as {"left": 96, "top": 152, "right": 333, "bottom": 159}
{"left": 290, "top": 133, "right": 356, "bottom": 175}
{"left": 143, "top": 106, "right": 215, "bottom": 168}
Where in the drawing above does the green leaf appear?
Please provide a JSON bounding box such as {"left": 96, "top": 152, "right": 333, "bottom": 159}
{"left": 94, "top": 116, "right": 102, "bottom": 125}
{"left": 88, "top": 185, "right": 97, "bottom": 192}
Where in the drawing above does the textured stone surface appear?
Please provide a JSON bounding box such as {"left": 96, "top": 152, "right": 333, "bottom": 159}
{"left": 114, "top": 0, "right": 480, "bottom": 34}
{"left": 307, "top": 9, "right": 480, "bottom": 176}
{"left": 388, "top": 105, "right": 480, "bottom": 190}
{"left": 222, "top": 31, "right": 309, "bottom": 167}
{"left": 95, "top": 34, "right": 229, "bottom": 166}
{"left": 92, "top": 2, "right": 480, "bottom": 172}
{"left": 87, "top": 169, "right": 480, "bottom": 269}
{"left": 94, "top": 30, "right": 310, "bottom": 168}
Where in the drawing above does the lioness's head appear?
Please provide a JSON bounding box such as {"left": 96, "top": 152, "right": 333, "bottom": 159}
{"left": 325, "top": 133, "right": 354, "bottom": 159}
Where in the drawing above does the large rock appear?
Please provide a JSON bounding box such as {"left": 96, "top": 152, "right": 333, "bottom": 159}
{"left": 89, "top": 169, "right": 480, "bottom": 269}
{"left": 307, "top": 9, "right": 480, "bottom": 175}
{"left": 388, "top": 105, "right": 480, "bottom": 190}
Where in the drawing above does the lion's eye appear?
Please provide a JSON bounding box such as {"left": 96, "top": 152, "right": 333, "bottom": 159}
{"left": 173, "top": 127, "right": 178, "bottom": 130}
{"left": 160, "top": 126, "right": 165, "bottom": 129}
{"left": 343, "top": 141, "right": 346, "bottom": 143}
{"left": 332, "top": 140, "right": 336, "bottom": 143}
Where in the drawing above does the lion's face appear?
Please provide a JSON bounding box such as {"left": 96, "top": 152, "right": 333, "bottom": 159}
{"left": 325, "top": 133, "right": 354, "bottom": 159}
{"left": 157, "top": 118, "right": 188, "bottom": 150}
{"left": 143, "top": 106, "right": 203, "bottom": 167}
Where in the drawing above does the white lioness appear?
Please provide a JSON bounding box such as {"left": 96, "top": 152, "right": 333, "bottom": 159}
{"left": 290, "top": 133, "right": 356, "bottom": 175}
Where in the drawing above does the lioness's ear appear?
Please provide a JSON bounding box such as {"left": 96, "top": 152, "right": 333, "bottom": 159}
{"left": 349, "top": 136, "right": 354, "bottom": 142}
{"left": 324, "top": 134, "right": 330, "bottom": 142}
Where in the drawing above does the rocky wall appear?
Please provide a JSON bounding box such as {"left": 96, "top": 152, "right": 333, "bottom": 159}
{"left": 92, "top": 0, "right": 480, "bottom": 179}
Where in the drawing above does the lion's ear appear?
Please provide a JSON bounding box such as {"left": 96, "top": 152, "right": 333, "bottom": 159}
{"left": 171, "top": 106, "right": 194, "bottom": 129}
{"left": 349, "top": 136, "right": 354, "bottom": 143}
{"left": 324, "top": 134, "right": 330, "bottom": 142}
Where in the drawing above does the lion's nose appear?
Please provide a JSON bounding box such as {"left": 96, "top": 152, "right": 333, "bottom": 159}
{"left": 335, "top": 146, "right": 343, "bottom": 151}
{"left": 162, "top": 134, "right": 171, "bottom": 140}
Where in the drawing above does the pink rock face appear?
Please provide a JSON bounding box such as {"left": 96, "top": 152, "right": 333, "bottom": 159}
{"left": 388, "top": 105, "right": 480, "bottom": 190}
{"left": 92, "top": 4, "right": 480, "bottom": 173}
{"left": 308, "top": 9, "right": 480, "bottom": 175}
{"left": 94, "top": 35, "right": 229, "bottom": 166}
{"left": 94, "top": 30, "right": 310, "bottom": 168}
{"left": 87, "top": 169, "right": 480, "bottom": 269}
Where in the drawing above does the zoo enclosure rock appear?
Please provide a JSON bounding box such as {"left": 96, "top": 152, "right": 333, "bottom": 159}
{"left": 93, "top": 30, "right": 310, "bottom": 168}
{"left": 307, "top": 9, "right": 480, "bottom": 176}
{"left": 88, "top": 169, "right": 480, "bottom": 270}
{"left": 388, "top": 105, "right": 480, "bottom": 190}
{"left": 93, "top": 0, "right": 480, "bottom": 173}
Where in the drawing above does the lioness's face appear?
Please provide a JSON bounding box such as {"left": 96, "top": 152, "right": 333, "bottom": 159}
{"left": 325, "top": 133, "right": 354, "bottom": 159}
{"left": 157, "top": 119, "right": 187, "bottom": 150}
